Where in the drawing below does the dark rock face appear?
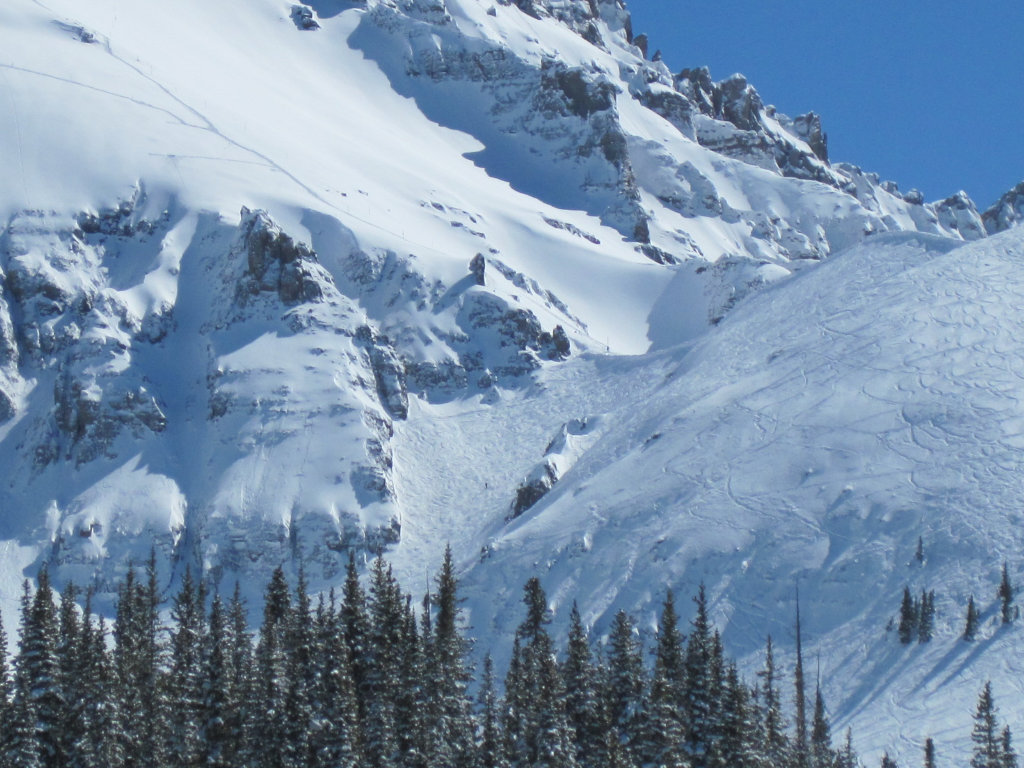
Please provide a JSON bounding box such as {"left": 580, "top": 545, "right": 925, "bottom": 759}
{"left": 356, "top": 326, "right": 409, "bottom": 420}
{"left": 790, "top": 112, "right": 828, "bottom": 162}
{"left": 509, "top": 461, "right": 558, "bottom": 519}
{"left": 291, "top": 4, "right": 321, "bottom": 29}
{"left": 983, "top": 181, "right": 1024, "bottom": 234}
{"left": 934, "top": 191, "right": 986, "bottom": 241}
{"left": 239, "top": 208, "right": 325, "bottom": 304}
{"left": 470, "top": 253, "right": 486, "bottom": 286}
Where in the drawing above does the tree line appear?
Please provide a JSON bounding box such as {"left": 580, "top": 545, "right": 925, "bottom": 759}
{"left": 0, "top": 547, "right": 856, "bottom": 768}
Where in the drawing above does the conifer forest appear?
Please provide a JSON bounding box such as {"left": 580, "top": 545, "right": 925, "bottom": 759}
{"left": 0, "top": 547, "right": 1014, "bottom": 768}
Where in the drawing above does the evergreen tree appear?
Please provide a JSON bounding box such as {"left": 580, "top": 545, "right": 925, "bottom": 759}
{"left": 898, "top": 588, "right": 918, "bottom": 644}
{"left": 605, "top": 610, "right": 646, "bottom": 763}
{"left": 18, "top": 570, "right": 63, "bottom": 768}
{"left": 1002, "top": 726, "right": 1018, "bottom": 768}
{"left": 924, "top": 738, "right": 936, "bottom": 768}
{"left": 340, "top": 552, "right": 371, "bottom": 725}
{"left": 115, "top": 554, "right": 166, "bottom": 768}
{"left": 683, "top": 584, "right": 715, "bottom": 768}
{"left": 312, "top": 593, "right": 360, "bottom": 768}
{"left": 965, "top": 596, "right": 980, "bottom": 642}
{"left": 810, "top": 683, "right": 835, "bottom": 768}
{"left": 478, "top": 655, "right": 508, "bottom": 768}
{"left": 425, "top": 546, "right": 476, "bottom": 768}
{"left": 562, "top": 603, "right": 601, "bottom": 768}
{"left": 794, "top": 597, "right": 809, "bottom": 768}
{"left": 998, "top": 564, "right": 1014, "bottom": 625}
{"left": 971, "top": 682, "right": 1002, "bottom": 768}
{"left": 0, "top": 606, "right": 12, "bottom": 764}
{"left": 201, "top": 594, "right": 232, "bottom": 768}
{"left": 882, "top": 753, "right": 899, "bottom": 768}
{"left": 166, "top": 566, "right": 206, "bottom": 768}
{"left": 915, "top": 537, "right": 924, "bottom": 564}
{"left": 283, "top": 568, "right": 316, "bottom": 768}
{"left": 504, "top": 577, "right": 576, "bottom": 768}
{"left": 363, "top": 556, "right": 403, "bottom": 768}
{"left": 252, "top": 566, "right": 293, "bottom": 768}
{"left": 838, "top": 729, "right": 858, "bottom": 768}
{"left": 918, "top": 591, "right": 935, "bottom": 643}
{"left": 645, "top": 590, "right": 686, "bottom": 768}
{"left": 10, "top": 581, "right": 43, "bottom": 768}
{"left": 227, "top": 584, "right": 255, "bottom": 767}
{"left": 756, "top": 636, "right": 789, "bottom": 768}
{"left": 717, "top": 662, "right": 755, "bottom": 768}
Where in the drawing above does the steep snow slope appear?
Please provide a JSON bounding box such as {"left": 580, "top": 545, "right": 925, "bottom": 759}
{"left": 416, "top": 226, "right": 1024, "bottom": 765}
{"left": 2, "top": 0, "right": 1024, "bottom": 761}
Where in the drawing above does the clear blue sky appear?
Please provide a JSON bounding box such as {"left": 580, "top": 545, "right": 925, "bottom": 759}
{"left": 624, "top": 0, "right": 1024, "bottom": 208}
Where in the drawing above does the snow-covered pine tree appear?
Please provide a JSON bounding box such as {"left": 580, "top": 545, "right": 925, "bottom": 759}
{"left": 605, "top": 610, "right": 647, "bottom": 764}
{"left": 479, "top": 654, "right": 508, "bottom": 768}
{"left": 200, "top": 594, "right": 232, "bottom": 768}
{"left": 997, "top": 564, "right": 1014, "bottom": 626}
{"left": 964, "top": 595, "right": 980, "bottom": 642}
{"left": 252, "top": 565, "right": 293, "bottom": 768}
{"left": 319, "top": 592, "right": 361, "bottom": 768}
{"left": 971, "top": 682, "right": 1003, "bottom": 768}
{"left": 504, "top": 577, "right": 577, "bottom": 768}
{"left": 793, "top": 598, "right": 810, "bottom": 768}
{"left": 340, "top": 551, "right": 372, "bottom": 726}
{"left": 810, "top": 683, "right": 836, "bottom": 768}
{"left": 684, "top": 584, "right": 714, "bottom": 768}
{"left": 562, "top": 603, "right": 602, "bottom": 768}
{"left": 18, "top": 570, "right": 63, "bottom": 768}
{"left": 227, "top": 584, "right": 254, "bottom": 766}
{"left": 166, "top": 566, "right": 207, "bottom": 768}
{"left": 363, "top": 556, "right": 403, "bottom": 768}
{"left": 755, "top": 636, "right": 789, "bottom": 768}
{"left": 282, "top": 569, "right": 317, "bottom": 768}
{"left": 924, "top": 737, "right": 936, "bottom": 768}
{"left": 717, "top": 662, "right": 756, "bottom": 768}
{"left": 645, "top": 590, "right": 686, "bottom": 768}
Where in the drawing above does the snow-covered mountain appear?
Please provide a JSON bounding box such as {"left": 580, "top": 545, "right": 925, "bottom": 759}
{"left": 1, "top": 0, "right": 1023, "bottom": 762}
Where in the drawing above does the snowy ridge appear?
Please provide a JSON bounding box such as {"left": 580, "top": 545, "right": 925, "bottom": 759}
{"left": 1, "top": 0, "right": 1024, "bottom": 762}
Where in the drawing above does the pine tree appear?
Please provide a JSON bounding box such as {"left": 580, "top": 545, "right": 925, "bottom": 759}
{"left": 0, "top": 606, "right": 12, "bottom": 764}
{"left": 964, "top": 595, "right": 980, "bottom": 641}
{"left": 971, "top": 682, "right": 1002, "bottom": 768}
{"left": 718, "top": 662, "right": 755, "bottom": 768}
{"left": 283, "top": 568, "right": 316, "bottom": 768}
{"left": 227, "top": 584, "right": 255, "bottom": 767}
{"left": 504, "top": 577, "right": 576, "bottom": 768}
{"left": 684, "top": 584, "right": 715, "bottom": 768}
{"left": 882, "top": 753, "right": 899, "bottom": 768}
{"left": 838, "top": 729, "right": 857, "bottom": 768}
{"left": 253, "top": 566, "right": 293, "bottom": 768}
{"left": 915, "top": 537, "right": 925, "bottom": 564}
{"left": 924, "top": 737, "right": 936, "bottom": 768}
{"left": 918, "top": 591, "right": 935, "bottom": 643}
{"left": 201, "top": 594, "right": 232, "bottom": 768}
{"left": 425, "top": 546, "right": 476, "bottom": 768}
{"left": 363, "top": 557, "right": 403, "bottom": 768}
{"left": 479, "top": 655, "right": 508, "bottom": 768}
{"left": 794, "top": 597, "right": 809, "bottom": 768}
{"left": 605, "top": 610, "right": 646, "bottom": 764}
{"left": 756, "top": 636, "right": 789, "bottom": 768}
{"left": 166, "top": 566, "right": 206, "bottom": 768}
{"left": 313, "top": 593, "right": 360, "bottom": 768}
{"left": 898, "top": 587, "right": 918, "bottom": 644}
{"left": 18, "top": 570, "right": 63, "bottom": 768}
{"left": 810, "top": 683, "right": 835, "bottom": 768}
{"left": 1002, "top": 726, "right": 1018, "bottom": 768}
{"left": 645, "top": 590, "right": 686, "bottom": 768}
{"left": 998, "top": 564, "right": 1014, "bottom": 626}
{"left": 340, "top": 552, "right": 371, "bottom": 725}
{"left": 562, "top": 603, "right": 601, "bottom": 768}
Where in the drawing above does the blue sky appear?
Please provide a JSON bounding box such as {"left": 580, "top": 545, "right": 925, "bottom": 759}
{"left": 624, "top": 0, "right": 1024, "bottom": 208}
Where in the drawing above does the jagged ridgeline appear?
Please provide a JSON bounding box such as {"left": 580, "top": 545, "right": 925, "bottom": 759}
{"left": 3, "top": 552, "right": 858, "bottom": 768}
